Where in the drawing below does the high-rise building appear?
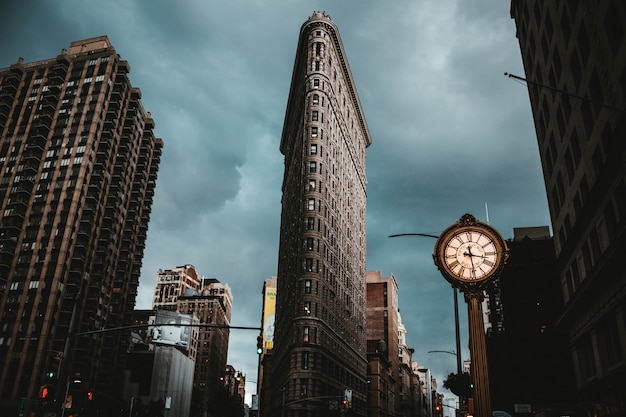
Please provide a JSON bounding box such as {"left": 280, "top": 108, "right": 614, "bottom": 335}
{"left": 153, "top": 264, "right": 203, "bottom": 311}
{"left": 397, "top": 313, "right": 423, "bottom": 417}
{"left": 0, "top": 36, "right": 162, "bottom": 416}
{"left": 271, "top": 11, "right": 371, "bottom": 417}
{"left": 485, "top": 227, "right": 577, "bottom": 413}
{"left": 366, "top": 270, "right": 400, "bottom": 417}
{"left": 152, "top": 265, "right": 233, "bottom": 417}
{"left": 510, "top": 1, "right": 626, "bottom": 412}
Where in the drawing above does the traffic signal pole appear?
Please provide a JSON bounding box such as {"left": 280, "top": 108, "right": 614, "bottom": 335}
{"left": 55, "top": 289, "right": 82, "bottom": 411}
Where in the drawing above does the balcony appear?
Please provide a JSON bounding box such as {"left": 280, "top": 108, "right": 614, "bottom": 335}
{"left": 52, "top": 61, "right": 68, "bottom": 75}
{"left": 0, "top": 83, "right": 17, "bottom": 95}
{"left": 47, "top": 74, "right": 65, "bottom": 86}
{"left": 0, "top": 101, "right": 10, "bottom": 119}
{"left": 39, "top": 102, "right": 56, "bottom": 115}
{"left": 24, "top": 140, "right": 45, "bottom": 156}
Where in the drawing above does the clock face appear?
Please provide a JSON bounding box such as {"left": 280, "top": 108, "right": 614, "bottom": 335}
{"left": 443, "top": 229, "right": 499, "bottom": 281}
{"left": 433, "top": 214, "right": 508, "bottom": 287}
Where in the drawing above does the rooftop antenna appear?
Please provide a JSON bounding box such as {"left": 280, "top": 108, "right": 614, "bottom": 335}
{"left": 485, "top": 202, "right": 490, "bottom": 224}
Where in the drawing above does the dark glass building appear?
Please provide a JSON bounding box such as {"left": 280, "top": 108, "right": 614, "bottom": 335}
{"left": 0, "top": 36, "right": 162, "bottom": 416}
{"left": 271, "top": 11, "right": 371, "bottom": 417}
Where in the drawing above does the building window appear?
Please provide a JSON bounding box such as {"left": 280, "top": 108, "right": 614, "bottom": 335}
{"left": 304, "top": 280, "right": 311, "bottom": 294}
{"left": 302, "top": 352, "right": 309, "bottom": 369}
{"left": 300, "top": 380, "right": 308, "bottom": 397}
{"left": 577, "top": 336, "right": 597, "bottom": 380}
{"left": 309, "top": 162, "right": 316, "bottom": 173}
{"left": 308, "top": 199, "right": 315, "bottom": 210}
{"left": 303, "top": 326, "right": 310, "bottom": 342}
{"left": 313, "top": 94, "right": 319, "bottom": 104}
{"left": 312, "top": 111, "right": 319, "bottom": 121}
{"left": 310, "top": 144, "right": 317, "bottom": 155}
{"left": 313, "top": 78, "right": 320, "bottom": 88}
{"left": 306, "top": 238, "right": 314, "bottom": 251}
{"left": 307, "top": 218, "right": 315, "bottom": 230}
{"left": 311, "top": 127, "right": 318, "bottom": 137}
{"left": 308, "top": 180, "right": 316, "bottom": 191}
{"left": 305, "top": 258, "right": 313, "bottom": 271}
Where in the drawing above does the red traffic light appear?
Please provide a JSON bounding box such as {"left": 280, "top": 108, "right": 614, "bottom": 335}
{"left": 40, "top": 386, "right": 50, "bottom": 399}
{"left": 87, "top": 391, "right": 93, "bottom": 401}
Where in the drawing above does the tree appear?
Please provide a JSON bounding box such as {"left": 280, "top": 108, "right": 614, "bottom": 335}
{"left": 443, "top": 372, "right": 473, "bottom": 397}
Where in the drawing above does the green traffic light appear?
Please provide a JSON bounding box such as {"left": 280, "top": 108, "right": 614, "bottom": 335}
{"left": 45, "top": 371, "right": 54, "bottom": 378}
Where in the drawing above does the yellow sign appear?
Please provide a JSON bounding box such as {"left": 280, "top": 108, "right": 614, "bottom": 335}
{"left": 262, "top": 287, "right": 276, "bottom": 349}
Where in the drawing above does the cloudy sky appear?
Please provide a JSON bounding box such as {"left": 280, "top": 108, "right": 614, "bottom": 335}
{"left": 1, "top": 0, "right": 551, "bottom": 410}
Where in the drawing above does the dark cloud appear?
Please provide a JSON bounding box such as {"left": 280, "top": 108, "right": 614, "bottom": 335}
{"left": 2, "top": 0, "right": 551, "bottom": 407}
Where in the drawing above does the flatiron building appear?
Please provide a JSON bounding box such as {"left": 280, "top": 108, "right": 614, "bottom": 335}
{"left": 271, "top": 11, "right": 371, "bottom": 417}
{"left": 0, "top": 36, "right": 162, "bottom": 415}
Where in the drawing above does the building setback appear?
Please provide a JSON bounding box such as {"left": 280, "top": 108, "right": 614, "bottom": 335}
{"left": 510, "top": 1, "right": 626, "bottom": 413}
{"left": 0, "top": 36, "right": 162, "bottom": 415}
{"left": 271, "top": 11, "right": 371, "bottom": 417}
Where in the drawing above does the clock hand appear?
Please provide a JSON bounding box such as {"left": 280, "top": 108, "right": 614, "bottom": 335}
{"left": 462, "top": 246, "right": 477, "bottom": 279}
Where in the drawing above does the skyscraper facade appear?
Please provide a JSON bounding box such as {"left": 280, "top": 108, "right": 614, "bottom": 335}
{"left": 0, "top": 36, "right": 162, "bottom": 415}
{"left": 271, "top": 11, "right": 371, "bottom": 417}
{"left": 511, "top": 1, "right": 626, "bottom": 412}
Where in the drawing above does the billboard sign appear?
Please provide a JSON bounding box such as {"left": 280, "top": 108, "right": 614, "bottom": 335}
{"left": 152, "top": 310, "right": 191, "bottom": 348}
{"left": 262, "top": 287, "right": 276, "bottom": 349}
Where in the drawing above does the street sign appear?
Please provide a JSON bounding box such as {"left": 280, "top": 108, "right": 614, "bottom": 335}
{"left": 329, "top": 400, "right": 338, "bottom": 410}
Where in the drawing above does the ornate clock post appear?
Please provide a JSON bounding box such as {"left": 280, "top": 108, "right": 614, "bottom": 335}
{"left": 433, "top": 214, "right": 509, "bottom": 417}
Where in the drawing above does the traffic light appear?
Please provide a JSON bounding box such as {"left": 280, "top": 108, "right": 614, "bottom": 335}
{"left": 44, "top": 352, "right": 61, "bottom": 381}
{"left": 39, "top": 385, "right": 50, "bottom": 399}
{"left": 256, "top": 335, "right": 263, "bottom": 354}
{"left": 87, "top": 391, "right": 93, "bottom": 401}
